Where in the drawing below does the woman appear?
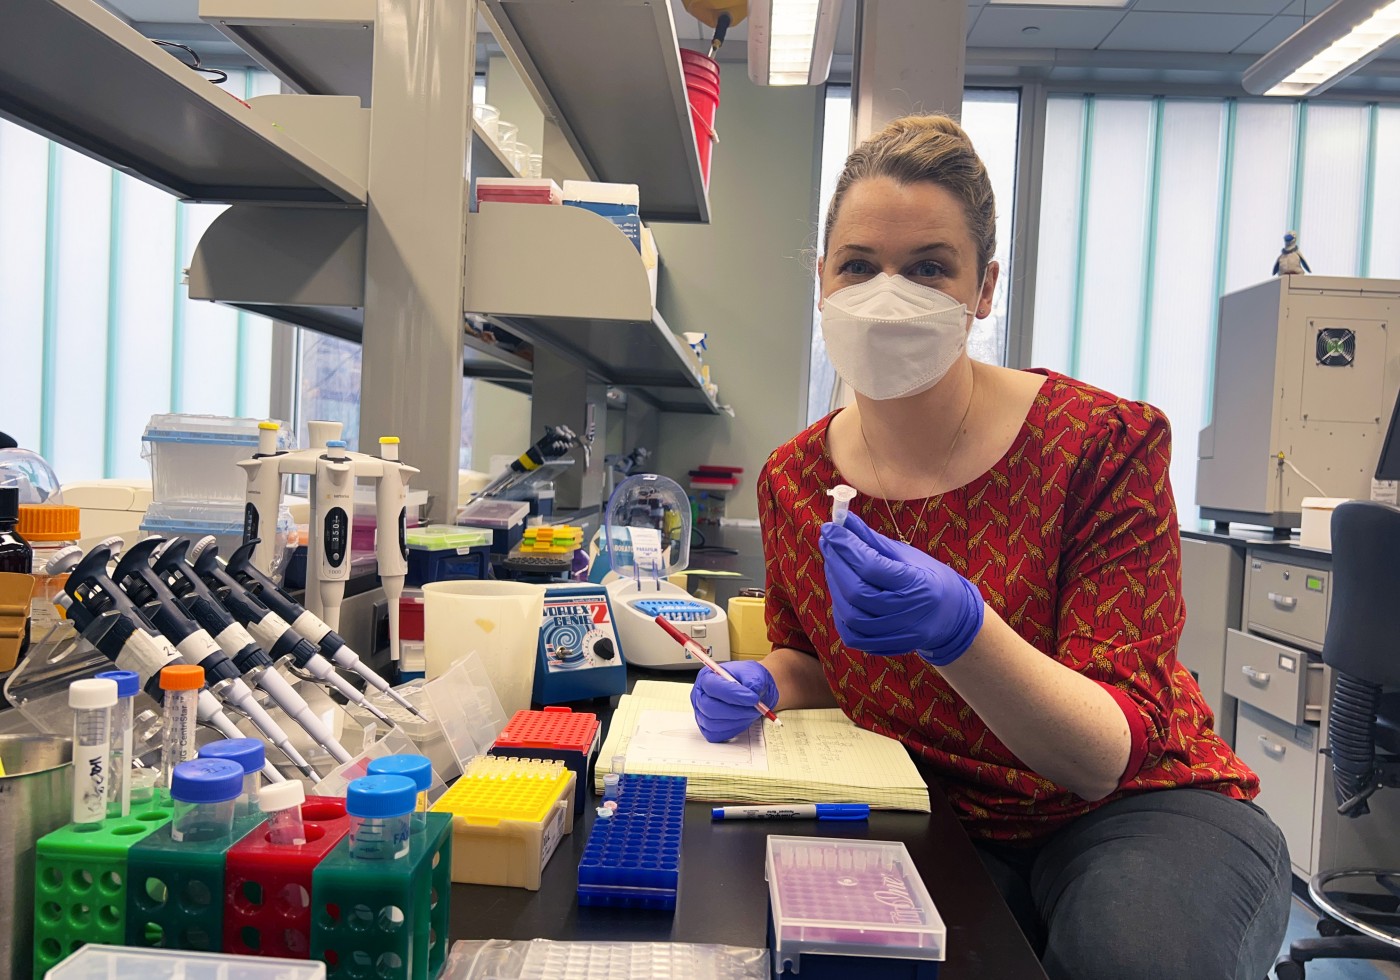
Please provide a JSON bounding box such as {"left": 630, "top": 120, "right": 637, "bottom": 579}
{"left": 691, "top": 114, "right": 1291, "bottom": 980}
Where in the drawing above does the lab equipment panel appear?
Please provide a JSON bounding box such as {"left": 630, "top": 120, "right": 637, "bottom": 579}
{"left": 1223, "top": 628, "right": 1325, "bottom": 727}
{"left": 1246, "top": 557, "right": 1330, "bottom": 652}
{"left": 1235, "top": 704, "right": 1318, "bottom": 878}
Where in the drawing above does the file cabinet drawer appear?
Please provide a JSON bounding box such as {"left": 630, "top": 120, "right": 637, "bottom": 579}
{"left": 1224, "top": 628, "right": 1325, "bottom": 726}
{"left": 1247, "top": 557, "right": 1329, "bottom": 651}
{"left": 1236, "top": 704, "right": 1317, "bottom": 877}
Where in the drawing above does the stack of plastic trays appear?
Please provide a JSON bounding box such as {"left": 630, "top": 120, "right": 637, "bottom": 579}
{"left": 309, "top": 811, "right": 452, "bottom": 980}
{"left": 489, "top": 708, "right": 599, "bottom": 818}
{"left": 32, "top": 804, "right": 175, "bottom": 976}
{"left": 576, "top": 774, "right": 685, "bottom": 911}
{"left": 430, "top": 756, "right": 575, "bottom": 890}
{"left": 223, "top": 797, "right": 351, "bottom": 959}
{"left": 43, "top": 943, "right": 326, "bottom": 980}
{"left": 766, "top": 836, "right": 946, "bottom": 980}
{"left": 474, "top": 179, "right": 563, "bottom": 207}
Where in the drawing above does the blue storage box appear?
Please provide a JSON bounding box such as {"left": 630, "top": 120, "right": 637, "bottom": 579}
{"left": 405, "top": 524, "right": 493, "bottom": 586}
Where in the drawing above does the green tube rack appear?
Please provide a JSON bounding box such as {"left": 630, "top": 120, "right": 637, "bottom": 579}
{"left": 125, "top": 818, "right": 259, "bottom": 952}
{"left": 33, "top": 805, "right": 175, "bottom": 976}
{"left": 311, "top": 811, "right": 453, "bottom": 980}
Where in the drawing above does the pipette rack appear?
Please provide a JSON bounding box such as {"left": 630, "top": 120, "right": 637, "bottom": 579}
{"left": 576, "top": 773, "right": 685, "bottom": 910}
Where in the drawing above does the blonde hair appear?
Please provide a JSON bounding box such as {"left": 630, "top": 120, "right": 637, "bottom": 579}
{"left": 822, "top": 114, "right": 997, "bottom": 276}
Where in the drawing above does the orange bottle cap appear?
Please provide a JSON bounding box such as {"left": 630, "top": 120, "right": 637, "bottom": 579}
{"left": 17, "top": 504, "right": 81, "bottom": 542}
{"left": 160, "top": 664, "right": 204, "bottom": 691}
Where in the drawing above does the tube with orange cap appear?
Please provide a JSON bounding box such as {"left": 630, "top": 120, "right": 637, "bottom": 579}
{"left": 159, "top": 664, "right": 203, "bottom": 788}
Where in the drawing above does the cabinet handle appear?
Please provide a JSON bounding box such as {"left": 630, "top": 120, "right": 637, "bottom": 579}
{"left": 1268, "top": 592, "right": 1298, "bottom": 610}
{"left": 1258, "top": 736, "right": 1286, "bottom": 760}
{"left": 1242, "top": 665, "right": 1272, "bottom": 686}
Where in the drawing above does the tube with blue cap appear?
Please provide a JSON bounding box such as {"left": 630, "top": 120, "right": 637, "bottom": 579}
{"left": 198, "top": 737, "right": 265, "bottom": 824}
{"left": 710, "top": 803, "right": 870, "bottom": 821}
{"left": 94, "top": 669, "right": 139, "bottom": 817}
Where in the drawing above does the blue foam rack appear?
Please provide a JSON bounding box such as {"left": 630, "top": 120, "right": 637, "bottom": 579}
{"left": 633, "top": 599, "right": 713, "bottom": 622}
{"left": 577, "top": 774, "right": 686, "bottom": 911}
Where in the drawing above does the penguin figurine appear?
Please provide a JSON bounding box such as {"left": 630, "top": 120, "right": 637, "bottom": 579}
{"left": 1273, "top": 231, "right": 1311, "bottom": 276}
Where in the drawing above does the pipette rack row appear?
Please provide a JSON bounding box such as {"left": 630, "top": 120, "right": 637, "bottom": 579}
{"left": 576, "top": 773, "right": 686, "bottom": 910}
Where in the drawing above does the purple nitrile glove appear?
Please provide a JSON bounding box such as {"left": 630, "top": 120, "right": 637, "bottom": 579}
{"left": 690, "top": 660, "right": 779, "bottom": 743}
{"left": 818, "top": 512, "right": 985, "bottom": 666}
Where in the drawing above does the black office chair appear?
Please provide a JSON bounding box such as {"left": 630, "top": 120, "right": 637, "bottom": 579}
{"left": 1275, "top": 500, "right": 1400, "bottom": 979}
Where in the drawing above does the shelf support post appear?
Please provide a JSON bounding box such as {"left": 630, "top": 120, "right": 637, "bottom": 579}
{"left": 359, "top": 0, "right": 477, "bottom": 523}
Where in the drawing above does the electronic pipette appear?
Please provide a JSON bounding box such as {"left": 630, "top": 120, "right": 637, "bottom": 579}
{"left": 314, "top": 440, "right": 354, "bottom": 632}
{"left": 66, "top": 543, "right": 319, "bottom": 779}
{"left": 157, "top": 537, "right": 393, "bottom": 726}
{"left": 113, "top": 539, "right": 353, "bottom": 766}
{"left": 223, "top": 539, "right": 426, "bottom": 718}
{"left": 375, "top": 437, "right": 418, "bottom": 663}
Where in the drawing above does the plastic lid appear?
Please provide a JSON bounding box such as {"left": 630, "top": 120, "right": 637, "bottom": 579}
{"left": 258, "top": 421, "right": 280, "bottom": 431}
{"left": 458, "top": 498, "right": 530, "bottom": 529}
{"left": 327, "top": 440, "right": 347, "bottom": 448}
{"left": 379, "top": 436, "right": 400, "bottom": 445}
{"left": 160, "top": 664, "right": 204, "bottom": 691}
{"left": 170, "top": 757, "right": 244, "bottom": 804}
{"left": 405, "top": 524, "right": 492, "bottom": 551}
{"left": 198, "top": 737, "right": 266, "bottom": 775}
{"left": 69, "top": 677, "right": 118, "bottom": 709}
{"left": 603, "top": 474, "right": 691, "bottom": 580}
{"left": 368, "top": 754, "right": 433, "bottom": 791}
{"left": 258, "top": 780, "right": 306, "bottom": 813}
{"left": 17, "top": 503, "right": 81, "bottom": 541}
{"left": 0, "top": 486, "right": 17, "bottom": 522}
{"left": 95, "top": 669, "right": 140, "bottom": 698}
{"left": 346, "top": 774, "right": 418, "bottom": 818}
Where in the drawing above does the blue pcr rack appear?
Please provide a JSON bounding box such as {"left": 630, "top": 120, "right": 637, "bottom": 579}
{"left": 632, "top": 599, "right": 713, "bottom": 623}
{"left": 577, "top": 774, "right": 685, "bottom": 911}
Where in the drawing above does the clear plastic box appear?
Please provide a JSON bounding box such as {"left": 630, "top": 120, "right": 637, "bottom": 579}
{"left": 766, "top": 836, "right": 946, "bottom": 977}
{"left": 140, "top": 500, "right": 294, "bottom": 578}
{"left": 444, "top": 939, "right": 769, "bottom": 980}
{"left": 458, "top": 499, "right": 529, "bottom": 530}
{"left": 141, "top": 414, "right": 291, "bottom": 504}
{"left": 44, "top": 944, "right": 325, "bottom": 980}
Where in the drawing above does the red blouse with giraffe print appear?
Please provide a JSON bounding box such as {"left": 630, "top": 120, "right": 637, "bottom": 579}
{"left": 759, "top": 369, "right": 1258, "bottom": 842}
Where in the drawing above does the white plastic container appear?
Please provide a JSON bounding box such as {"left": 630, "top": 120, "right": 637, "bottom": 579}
{"left": 45, "top": 944, "right": 325, "bottom": 980}
{"left": 422, "top": 580, "right": 544, "bottom": 717}
{"left": 141, "top": 414, "right": 290, "bottom": 505}
{"left": 472, "top": 102, "right": 500, "bottom": 141}
{"left": 1300, "top": 497, "right": 1349, "bottom": 551}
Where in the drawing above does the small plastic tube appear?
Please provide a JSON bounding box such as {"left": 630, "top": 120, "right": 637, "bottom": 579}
{"left": 259, "top": 780, "right": 308, "bottom": 846}
{"left": 95, "top": 669, "right": 138, "bottom": 818}
{"left": 159, "top": 664, "right": 204, "bottom": 789}
{"left": 827, "top": 484, "right": 857, "bottom": 525}
{"left": 346, "top": 774, "right": 416, "bottom": 861}
{"left": 367, "top": 754, "right": 432, "bottom": 834}
{"left": 602, "top": 772, "right": 620, "bottom": 802}
{"left": 130, "top": 766, "right": 160, "bottom": 810}
{"left": 198, "top": 738, "right": 266, "bottom": 824}
{"left": 69, "top": 678, "right": 118, "bottom": 827}
{"left": 169, "top": 758, "right": 243, "bottom": 843}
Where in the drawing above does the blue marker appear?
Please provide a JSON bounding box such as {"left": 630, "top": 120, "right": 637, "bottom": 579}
{"left": 710, "top": 803, "right": 870, "bottom": 821}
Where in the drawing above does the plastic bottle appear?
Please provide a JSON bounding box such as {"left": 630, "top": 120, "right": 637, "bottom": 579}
{"left": 169, "top": 757, "right": 243, "bottom": 843}
{"left": 95, "top": 669, "right": 138, "bottom": 817}
{"left": 17, "top": 502, "right": 79, "bottom": 639}
{"left": 367, "top": 754, "right": 432, "bottom": 833}
{"left": 0, "top": 487, "right": 34, "bottom": 658}
{"left": 346, "top": 774, "right": 416, "bottom": 861}
{"left": 259, "top": 780, "right": 308, "bottom": 846}
{"left": 198, "top": 738, "right": 265, "bottom": 824}
{"left": 69, "top": 677, "right": 117, "bottom": 826}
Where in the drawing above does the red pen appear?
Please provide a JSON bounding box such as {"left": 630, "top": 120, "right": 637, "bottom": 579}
{"left": 653, "top": 615, "right": 783, "bottom": 726}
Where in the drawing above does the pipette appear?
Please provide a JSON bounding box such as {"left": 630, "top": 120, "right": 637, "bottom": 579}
{"left": 94, "top": 669, "right": 138, "bottom": 817}
{"left": 69, "top": 677, "right": 117, "bottom": 826}
{"left": 66, "top": 543, "right": 317, "bottom": 779}
{"left": 375, "top": 437, "right": 418, "bottom": 663}
{"left": 259, "top": 780, "right": 307, "bottom": 846}
{"left": 236, "top": 420, "right": 288, "bottom": 575}
{"left": 222, "top": 539, "right": 426, "bottom": 719}
{"left": 163, "top": 537, "right": 393, "bottom": 726}
{"left": 314, "top": 440, "right": 354, "bottom": 632}
{"left": 827, "top": 484, "right": 857, "bottom": 526}
{"left": 159, "top": 664, "right": 202, "bottom": 788}
{"left": 112, "top": 538, "right": 352, "bottom": 767}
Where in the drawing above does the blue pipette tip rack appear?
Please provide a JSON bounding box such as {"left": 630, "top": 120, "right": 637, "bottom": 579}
{"left": 632, "top": 599, "right": 713, "bottom": 623}
{"left": 577, "top": 774, "right": 685, "bottom": 910}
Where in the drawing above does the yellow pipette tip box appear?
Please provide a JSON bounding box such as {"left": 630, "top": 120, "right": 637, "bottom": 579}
{"left": 431, "top": 756, "right": 575, "bottom": 890}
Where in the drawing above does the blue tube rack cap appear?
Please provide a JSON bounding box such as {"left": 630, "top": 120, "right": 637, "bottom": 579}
{"left": 94, "top": 669, "right": 140, "bottom": 699}
{"left": 198, "top": 737, "right": 266, "bottom": 776}
{"left": 170, "top": 758, "right": 245, "bottom": 804}
{"left": 367, "top": 754, "right": 433, "bottom": 792}
{"left": 346, "top": 774, "right": 418, "bottom": 819}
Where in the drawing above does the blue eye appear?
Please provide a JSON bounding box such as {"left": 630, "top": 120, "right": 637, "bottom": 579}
{"left": 909, "top": 260, "right": 946, "bottom": 279}
{"left": 838, "top": 259, "right": 876, "bottom": 277}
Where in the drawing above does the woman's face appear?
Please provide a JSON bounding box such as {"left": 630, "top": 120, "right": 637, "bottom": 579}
{"left": 819, "top": 176, "right": 998, "bottom": 320}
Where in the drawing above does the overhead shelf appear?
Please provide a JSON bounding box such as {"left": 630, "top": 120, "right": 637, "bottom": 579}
{"left": 465, "top": 203, "right": 720, "bottom": 415}
{"left": 484, "top": 0, "right": 710, "bottom": 223}
{"left": 0, "top": 0, "right": 366, "bottom": 204}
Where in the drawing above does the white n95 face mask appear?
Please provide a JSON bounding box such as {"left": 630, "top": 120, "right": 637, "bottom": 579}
{"left": 820, "top": 273, "right": 973, "bottom": 400}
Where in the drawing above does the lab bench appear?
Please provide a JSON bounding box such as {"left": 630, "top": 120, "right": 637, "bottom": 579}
{"left": 1180, "top": 527, "right": 1400, "bottom": 882}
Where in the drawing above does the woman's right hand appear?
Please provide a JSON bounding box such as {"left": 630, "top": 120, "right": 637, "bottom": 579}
{"left": 690, "top": 661, "right": 780, "bottom": 743}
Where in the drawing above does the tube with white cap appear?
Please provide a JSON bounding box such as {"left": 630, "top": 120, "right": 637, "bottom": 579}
{"left": 69, "top": 677, "right": 117, "bottom": 826}
{"left": 375, "top": 436, "right": 417, "bottom": 663}
{"left": 259, "top": 780, "right": 307, "bottom": 846}
{"left": 314, "top": 440, "right": 355, "bottom": 632}
{"left": 237, "top": 420, "right": 287, "bottom": 576}
{"left": 827, "top": 484, "right": 857, "bottom": 526}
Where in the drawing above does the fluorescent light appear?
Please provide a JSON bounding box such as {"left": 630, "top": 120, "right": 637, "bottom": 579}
{"left": 988, "top": 0, "right": 1128, "bottom": 6}
{"left": 748, "top": 0, "right": 845, "bottom": 86}
{"left": 1245, "top": 0, "right": 1400, "bottom": 98}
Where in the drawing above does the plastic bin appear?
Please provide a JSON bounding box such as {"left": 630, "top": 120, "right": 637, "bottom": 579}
{"left": 577, "top": 774, "right": 685, "bottom": 910}
{"left": 430, "top": 756, "right": 574, "bottom": 890}
{"left": 489, "top": 708, "right": 599, "bottom": 818}
{"left": 42, "top": 944, "right": 326, "bottom": 980}
{"left": 141, "top": 415, "right": 290, "bottom": 505}
{"left": 141, "top": 501, "right": 294, "bottom": 579}
{"left": 766, "top": 836, "right": 946, "bottom": 980}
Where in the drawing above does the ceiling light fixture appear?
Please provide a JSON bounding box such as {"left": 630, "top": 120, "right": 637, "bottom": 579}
{"left": 987, "top": 0, "right": 1129, "bottom": 7}
{"left": 747, "top": 0, "right": 845, "bottom": 86}
{"left": 1244, "top": 0, "right": 1400, "bottom": 98}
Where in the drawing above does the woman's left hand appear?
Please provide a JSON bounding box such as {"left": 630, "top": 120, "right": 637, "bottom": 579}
{"left": 819, "top": 512, "right": 985, "bottom": 665}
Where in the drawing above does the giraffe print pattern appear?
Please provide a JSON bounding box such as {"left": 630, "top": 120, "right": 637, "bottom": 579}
{"left": 758, "top": 370, "right": 1258, "bottom": 842}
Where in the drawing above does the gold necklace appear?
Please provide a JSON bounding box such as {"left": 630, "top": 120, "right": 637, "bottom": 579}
{"left": 858, "top": 374, "right": 976, "bottom": 544}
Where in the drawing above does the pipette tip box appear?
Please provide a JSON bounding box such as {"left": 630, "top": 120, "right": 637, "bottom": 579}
{"left": 41, "top": 943, "right": 326, "bottom": 980}
{"left": 766, "top": 836, "right": 946, "bottom": 980}
{"left": 489, "top": 707, "right": 601, "bottom": 815}
{"left": 577, "top": 774, "right": 685, "bottom": 911}
{"left": 223, "top": 797, "right": 351, "bottom": 959}
{"left": 404, "top": 525, "right": 493, "bottom": 586}
{"left": 430, "top": 756, "right": 575, "bottom": 890}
